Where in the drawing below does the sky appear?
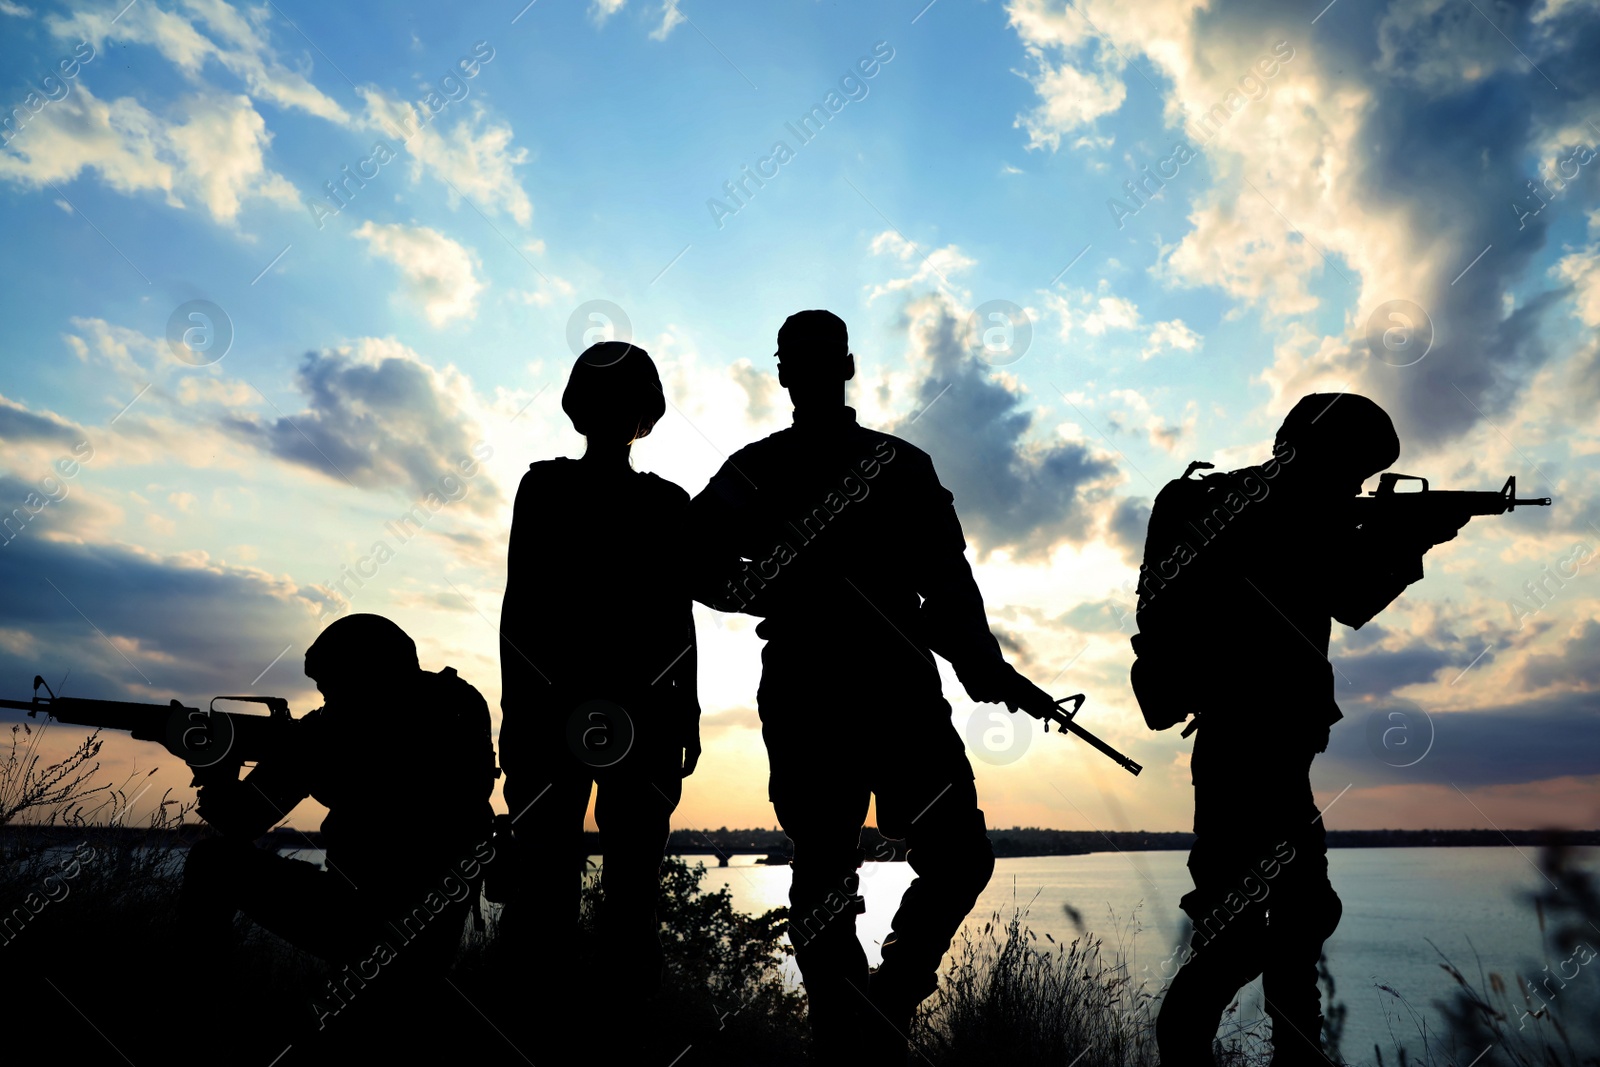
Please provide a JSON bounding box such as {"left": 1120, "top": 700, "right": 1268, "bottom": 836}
{"left": 0, "top": 0, "right": 1596, "bottom": 836}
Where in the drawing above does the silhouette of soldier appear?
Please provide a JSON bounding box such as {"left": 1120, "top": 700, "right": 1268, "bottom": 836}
{"left": 497, "top": 341, "right": 700, "bottom": 1008}
{"left": 180, "top": 613, "right": 496, "bottom": 1037}
{"left": 1147, "top": 394, "right": 1469, "bottom": 1066}
{"left": 688, "top": 310, "right": 1052, "bottom": 1063}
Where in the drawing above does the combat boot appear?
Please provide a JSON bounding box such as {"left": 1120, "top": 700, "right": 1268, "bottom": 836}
{"left": 864, "top": 965, "right": 936, "bottom": 1066}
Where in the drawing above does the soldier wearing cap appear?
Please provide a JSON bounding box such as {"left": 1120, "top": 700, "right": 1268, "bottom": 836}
{"left": 689, "top": 310, "right": 1052, "bottom": 1062}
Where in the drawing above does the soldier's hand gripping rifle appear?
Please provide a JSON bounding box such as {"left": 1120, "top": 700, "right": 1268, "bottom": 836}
{"left": 1014, "top": 692, "right": 1143, "bottom": 776}
{"left": 0, "top": 674, "right": 299, "bottom": 787}
{"left": 1353, "top": 474, "right": 1552, "bottom": 536}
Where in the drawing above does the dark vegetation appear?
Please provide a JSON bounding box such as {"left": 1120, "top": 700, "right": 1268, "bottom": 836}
{"left": 3, "top": 727, "right": 1595, "bottom": 1065}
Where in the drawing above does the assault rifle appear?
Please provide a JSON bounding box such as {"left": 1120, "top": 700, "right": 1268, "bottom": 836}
{"left": 0, "top": 675, "right": 300, "bottom": 787}
{"left": 1017, "top": 692, "right": 1143, "bottom": 776}
{"left": 1352, "top": 474, "right": 1551, "bottom": 529}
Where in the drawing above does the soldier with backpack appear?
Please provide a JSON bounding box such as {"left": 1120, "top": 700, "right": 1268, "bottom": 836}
{"left": 1134, "top": 394, "right": 1472, "bottom": 1066}
{"left": 180, "top": 613, "right": 497, "bottom": 1046}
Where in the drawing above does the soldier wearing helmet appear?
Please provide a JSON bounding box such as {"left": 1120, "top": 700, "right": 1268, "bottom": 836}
{"left": 1153, "top": 394, "right": 1470, "bottom": 1067}
{"left": 496, "top": 340, "right": 701, "bottom": 1040}
{"left": 180, "top": 613, "right": 495, "bottom": 1037}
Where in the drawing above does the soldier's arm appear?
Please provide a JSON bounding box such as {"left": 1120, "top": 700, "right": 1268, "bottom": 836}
{"left": 500, "top": 466, "right": 551, "bottom": 713}
{"left": 197, "top": 716, "right": 315, "bottom": 838}
{"left": 909, "top": 453, "right": 1045, "bottom": 706}
{"left": 661, "top": 483, "right": 703, "bottom": 774}
{"left": 687, "top": 458, "right": 764, "bottom": 614}
{"left": 1330, "top": 510, "right": 1468, "bottom": 628}
{"left": 675, "top": 611, "right": 702, "bottom": 775}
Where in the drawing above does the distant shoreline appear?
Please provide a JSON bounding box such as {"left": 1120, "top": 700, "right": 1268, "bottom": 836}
{"left": 662, "top": 827, "right": 1600, "bottom": 861}
{"left": 7, "top": 825, "right": 1594, "bottom": 857}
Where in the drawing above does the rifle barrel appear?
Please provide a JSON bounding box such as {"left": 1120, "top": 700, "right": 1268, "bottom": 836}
{"left": 1020, "top": 704, "right": 1143, "bottom": 776}
{"left": 0, "top": 695, "right": 193, "bottom": 741}
{"left": 1056, "top": 715, "right": 1144, "bottom": 775}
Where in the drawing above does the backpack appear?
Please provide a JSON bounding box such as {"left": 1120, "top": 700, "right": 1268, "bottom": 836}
{"left": 1128, "top": 461, "right": 1249, "bottom": 734}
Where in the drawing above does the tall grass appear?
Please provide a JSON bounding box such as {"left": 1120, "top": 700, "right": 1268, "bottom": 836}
{"left": 1369, "top": 843, "right": 1600, "bottom": 1067}
{"left": 915, "top": 904, "right": 1164, "bottom": 1066}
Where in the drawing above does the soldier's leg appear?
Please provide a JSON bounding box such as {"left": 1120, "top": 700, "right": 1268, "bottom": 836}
{"left": 1263, "top": 818, "right": 1341, "bottom": 1066}
{"left": 873, "top": 775, "right": 994, "bottom": 1003}
{"left": 493, "top": 762, "right": 594, "bottom": 1057}
{"left": 499, "top": 759, "right": 594, "bottom": 948}
{"left": 179, "top": 836, "right": 256, "bottom": 972}
{"left": 867, "top": 729, "right": 994, "bottom": 1060}
{"left": 766, "top": 719, "right": 873, "bottom": 1062}
{"left": 181, "top": 837, "right": 369, "bottom": 968}
{"left": 593, "top": 746, "right": 683, "bottom": 998}
{"left": 1157, "top": 764, "right": 1303, "bottom": 1067}
{"left": 179, "top": 839, "right": 376, "bottom": 1050}
{"left": 1156, "top": 873, "right": 1271, "bottom": 1067}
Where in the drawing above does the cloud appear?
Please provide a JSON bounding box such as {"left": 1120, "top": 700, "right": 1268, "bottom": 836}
{"left": 730, "top": 359, "right": 779, "bottom": 423}
{"left": 359, "top": 92, "right": 533, "bottom": 226}
{"left": 1011, "top": 48, "right": 1127, "bottom": 150}
{"left": 417, "top": 111, "right": 531, "bottom": 224}
{"left": 1104, "top": 389, "right": 1194, "bottom": 454}
{"left": 1081, "top": 294, "right": 1140, "bottom": 335}
{"left": 865, "top": 283, "right": 1121, "bottom": 560}
{"left": 0, "top": 469, "right": 122, "bottom": 550}
{"left": 866, "top": 231, "right": 977, "bottom": 302}
{"left": 0, "top": 84, "right": 297, "bottom": 224}
{"left": 164, "top": 93, "right": 298, "bottom": 220}
{"left": 354, "top": 221, "right": 484, "bottom": 327}
{"left": 0, "top": 533, "right": 324, "bottom": 707}
{"left": 1554, "top": 237, "right": 1600, "bottom": 330}
{"left": 45, "top": 0, "right": 349, "bottom": 124}
{"left": 1337, "top": 631, "right": 1491, "bottom": 699}
{"left": 1004, "top": 0, "right": 1599, "bottom": 448}
{"left": 1375, "top": 0, "right": 1529, "bottom": 93}
{"left": 1142, "top": 319, "right": 1201, "bottom": 359}
{"left": 590, "top": 0, "right": 627, "bottom": 25}
{"left": 1058, "top": 597, "right": 1134, "bottom": 634}
{"left": 0, "top": 395, "right": 85, "bottom": 447}
{"left": 1105, "top": 495, "right": 1151, "bottom": 562}
{"left": 1319, "top": 691, "right": 1600, "bottom": 790}
{"left": 0, "top": 82, "right": 172, "bottom": 201}
{"left": 991, "top": 622, "right": 1044, "bottom": 674}
{"left": 0, "top": 1, "right": 34, "bottom": 16}
{"left": 1518, "top": 619, "right": 1600, "bottom": 692}
{"left": 649, "top": 0, "right": 685, "bottom": 41}
{"left": 1039, "top": 290, "right": 1074, "bottom": 342}
{"left": 220, "top": 337, "right": 502, "bottom": 513}
{"left": 514, "top": 273, "right": 575, "bottom": 308}
{"left": 29, "top": 0, "right": 535, "bottom": 232}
